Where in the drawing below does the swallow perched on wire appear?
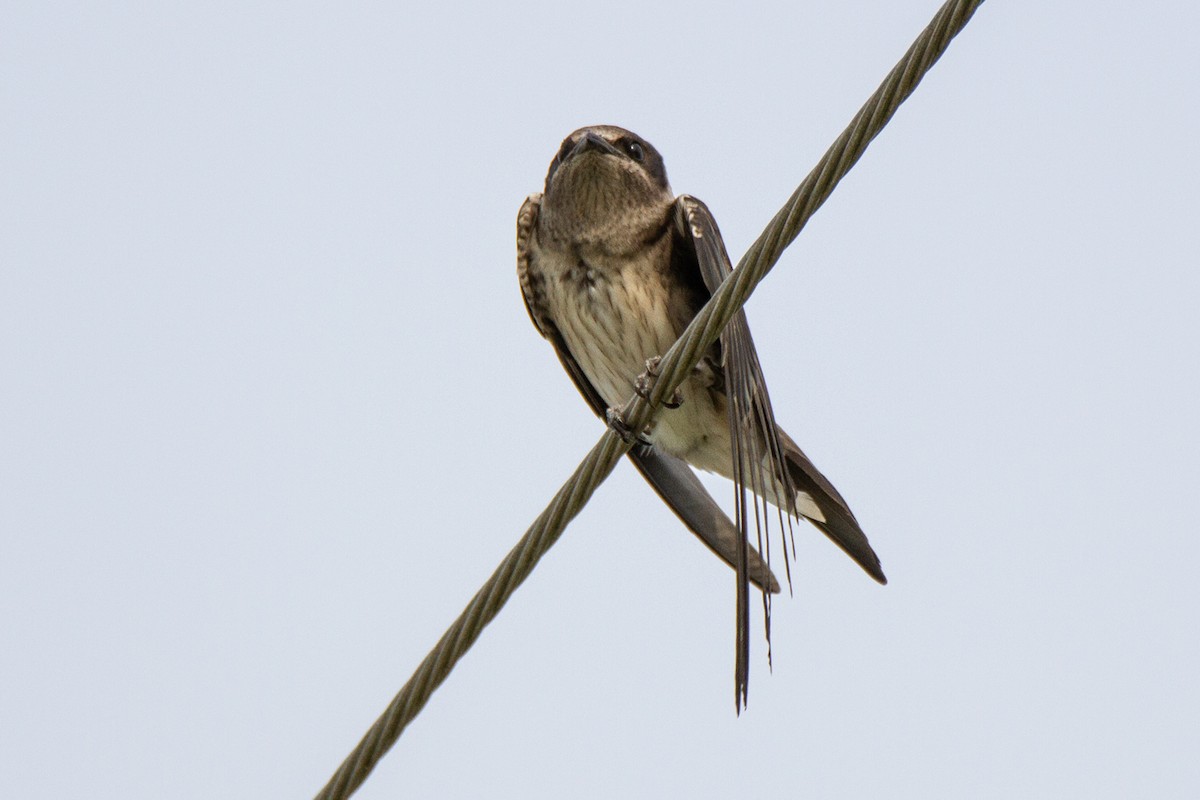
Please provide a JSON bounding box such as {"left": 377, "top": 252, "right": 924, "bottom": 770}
{"left": 517, "top": 125, "right": 885, "bottom": 708}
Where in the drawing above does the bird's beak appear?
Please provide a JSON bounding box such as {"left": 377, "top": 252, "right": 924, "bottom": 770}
{"left": 572, "top": 131, "right": 619, "bottom": 158}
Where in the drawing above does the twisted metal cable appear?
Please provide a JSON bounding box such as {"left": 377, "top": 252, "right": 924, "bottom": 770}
{"left": 315, "top": 2, "right": 984, "bottom": 797}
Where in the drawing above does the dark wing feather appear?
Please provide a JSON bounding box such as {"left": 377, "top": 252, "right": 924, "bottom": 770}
{"left": 675, "top": 195, "right": 886, "bottom": 589}
{"left": 778, "top": 429, "right": 887, "bottom": 584}
{"left": 628, "top": 447, "right": 780, "bottom": 593}
{"left": 517, "top": 194, "right": 781, "bottom": 594}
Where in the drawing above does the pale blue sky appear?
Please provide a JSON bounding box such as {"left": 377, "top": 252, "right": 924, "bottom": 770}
{"left": 3, "top": 2, "right": 1198, "bottom": 798}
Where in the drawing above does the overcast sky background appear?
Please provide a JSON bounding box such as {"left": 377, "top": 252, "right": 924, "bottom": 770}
{"left": 3, "top": 2, "right": 1198, "bottom": 798}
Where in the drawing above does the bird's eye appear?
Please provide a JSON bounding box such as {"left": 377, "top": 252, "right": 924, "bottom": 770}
{"left": 624, "top": 140, "right": 645, "bottom": 162}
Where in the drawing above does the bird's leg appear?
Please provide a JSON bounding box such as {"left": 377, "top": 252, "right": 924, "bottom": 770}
{"left": 635, "top": 355, "right": 684, "bottom": 409}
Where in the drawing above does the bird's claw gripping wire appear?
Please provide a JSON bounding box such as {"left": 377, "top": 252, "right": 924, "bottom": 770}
{"left": 635, "top": 355, "right": 684, "bottom": 409}
{"left": 609, "top": 355, "right": 683, "bottom": 445}
{"left": 605, "top": 403, "right": 648, "bottom": 445}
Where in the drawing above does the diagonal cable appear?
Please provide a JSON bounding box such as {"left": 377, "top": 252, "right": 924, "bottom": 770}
{"left": 314, "top": 1, "right": 985, "bottom": 797}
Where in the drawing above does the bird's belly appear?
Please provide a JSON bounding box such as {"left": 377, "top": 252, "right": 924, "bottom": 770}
{"left": 549, "top": 265, "right": 678, "bottom": 411}
{"left": 652, "top": 390, "right": 734, "bottom": 472}
{"left": 546, "top": 263, "right": 735, "bottom": 470}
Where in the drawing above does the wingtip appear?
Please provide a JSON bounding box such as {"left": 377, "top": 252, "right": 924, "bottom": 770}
{"left": 805, "top": 515, "right": 888, "bottom": 587}
{"left": 846, "top": 546, "right": 888, "bottom": 587}
{"left": 862, "top": 556, "right": 888, "bottom": 586}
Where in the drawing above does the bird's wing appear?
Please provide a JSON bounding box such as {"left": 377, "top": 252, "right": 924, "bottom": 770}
{"left": 517, "top": 194, "right": 780, "bottom": 593}
{"left": 675, "top": 195, "right": 886, "bottom": 587}
{"left": 674, "top": 195, "right": 797, "bottom": 525}
{"left": 778, "top": 428, "right": 887, "bottom": 584}
{"left": 628, "top": 446, "right": 780, "bottom": 592}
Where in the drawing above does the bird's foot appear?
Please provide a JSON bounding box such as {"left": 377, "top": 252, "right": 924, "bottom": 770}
{"left": 606, "top": 396, "right": 655, "bottom": 446}
{"left": 635, "top": 356, "right": 683, "bottom": 409}
{"left": 605, "top": 404, "right": 644, "bottom": 445}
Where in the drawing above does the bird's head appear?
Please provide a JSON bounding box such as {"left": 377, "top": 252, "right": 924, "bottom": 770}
{"left": 539, "top": 125, "right": 673, "bottom": 251}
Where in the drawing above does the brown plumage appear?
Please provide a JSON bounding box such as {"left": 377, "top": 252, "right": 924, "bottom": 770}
{"left": 518, "top": 125, "right": 885, "bottom": 709}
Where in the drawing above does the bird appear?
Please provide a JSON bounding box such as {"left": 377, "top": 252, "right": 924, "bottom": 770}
{"left": 517, "top": 125, "right": 885, "bottom": 707}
